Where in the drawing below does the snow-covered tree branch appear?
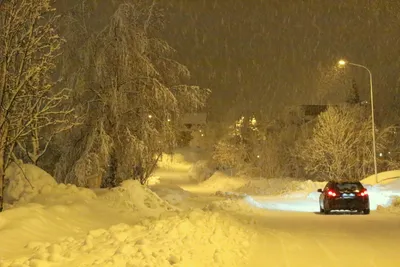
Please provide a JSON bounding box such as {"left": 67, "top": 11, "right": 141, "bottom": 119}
{"left": 296, "top": 106, "right": 395, "bottom": 181}
{"left": 0, "top": 0, "right": 75, "bottom": 211}
{"left": 55, "top": 0, "right": 209, "bottom": 187}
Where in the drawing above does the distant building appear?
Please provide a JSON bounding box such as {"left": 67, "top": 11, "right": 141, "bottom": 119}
{"left": 297, "top": 103, "right": 366, "bottom": 123}
{"left": 282, "top": 104, "right": 331, "bottom": 125}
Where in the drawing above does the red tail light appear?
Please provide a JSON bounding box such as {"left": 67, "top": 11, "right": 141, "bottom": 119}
{"left": 327, "top": 190, "right": 337, "bottom": 197}
{"left": 357, "top": 189, "right": 368, "bottom": 197}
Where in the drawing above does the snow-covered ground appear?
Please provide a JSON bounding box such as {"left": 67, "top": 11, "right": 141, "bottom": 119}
{"left": 1, "top": 152, "right": 400, "bottom": 266}
{"left": 0, "top": 162, "right": 256, "bottom": 267}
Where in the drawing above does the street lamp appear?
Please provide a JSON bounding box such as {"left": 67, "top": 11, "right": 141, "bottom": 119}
{"left": 338, "top": 59, "right": 378, "bottom": 183}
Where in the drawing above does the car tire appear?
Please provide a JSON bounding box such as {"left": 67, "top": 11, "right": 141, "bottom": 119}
{"left": 320, "top": 207, "right": 324, "bottom": 213}
{"left": 323, "top": 201, "right": 330, "bottom": 214}
{"left": 363, "top": 209, "right": 370, "bottom": 215}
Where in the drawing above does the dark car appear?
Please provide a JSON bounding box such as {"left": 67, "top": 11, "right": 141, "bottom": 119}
{"left": 317, "top": 181, "right": 370, "bottom": 214}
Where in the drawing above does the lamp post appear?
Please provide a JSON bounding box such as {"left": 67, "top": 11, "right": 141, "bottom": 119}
{"left": 338, "top": 59, "right": 378, "bottom": 183}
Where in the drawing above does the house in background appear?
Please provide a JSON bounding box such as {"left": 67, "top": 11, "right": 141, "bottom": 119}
{"left": 294, "top": 103, "right": 368, "bottom": 124}
{"left": 282, "top": 104, "right": 330, "bottom": 126}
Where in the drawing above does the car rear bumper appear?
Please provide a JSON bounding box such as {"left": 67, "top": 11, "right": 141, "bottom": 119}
{"left": 326, "top": 197, "right": 369, "bottom": 211}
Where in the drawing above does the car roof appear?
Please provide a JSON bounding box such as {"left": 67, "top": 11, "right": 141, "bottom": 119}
{"left": 328, "top": 181, "right": 362, "bottom": 184}
{"left": 326, "top": 181, "right": 364, "bottom": 187}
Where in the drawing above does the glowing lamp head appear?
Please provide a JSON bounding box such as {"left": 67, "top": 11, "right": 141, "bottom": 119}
{"left": 338, "top": 59, "right": 347, "bottom": 66}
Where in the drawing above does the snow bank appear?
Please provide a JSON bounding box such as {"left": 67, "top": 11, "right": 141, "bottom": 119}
{"left": 188, "top": 160, "right": 215, "bottom": 182}
{"left": 3, "top": 163, "right": 98, "bottom": 206}
{"left": 4, "top": 163, "right": 57, "bottom": 203}
{"left": 2, "top": 210, "right": 254, "bottom": 267}
{"left": 361, "top": 170, "right": 400, "bottom": 185}
{"left": 0, "top": 178, "right": 181, "bottom": 260}
{"left": 199, "top": 172, "right": 248, "bottom": 192}
{"left": 205, "top": 197, "right": 258, "bottom": 214}
{"left": 151, "top": 184, "right": 192, "bottom": 205}
{"left": 236, "top": 178, "right": 323, "bottom": 196}
{"left": 26, "top": 183, "right": 97, "bottom": 207}
{"left": 99, "top": 180, "right": 180, "bottom": 216}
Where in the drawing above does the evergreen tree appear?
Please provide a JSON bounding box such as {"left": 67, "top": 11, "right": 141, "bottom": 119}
{"left": 346, "top": 79, "right": 361, "bottom": 104}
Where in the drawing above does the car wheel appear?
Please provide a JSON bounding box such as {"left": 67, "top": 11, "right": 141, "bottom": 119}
{"left": 323, "top": 201, "right": 330, "bottom": 214}
{"left": 320, "top": 207, "right": 324, "bottom": 213}
{"left": 363, "top": 209, "right": 370, "bottom": 215}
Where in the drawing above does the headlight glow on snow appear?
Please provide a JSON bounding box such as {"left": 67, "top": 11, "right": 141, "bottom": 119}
{"left": 240, "top": 183, "right": 400, "bottom": 212}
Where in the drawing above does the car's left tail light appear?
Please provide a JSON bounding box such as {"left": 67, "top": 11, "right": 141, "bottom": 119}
{"left": 327, "top": 190, "right": 337, "bottom": 197}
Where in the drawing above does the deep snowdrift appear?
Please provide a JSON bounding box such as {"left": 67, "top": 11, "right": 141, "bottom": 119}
{"left": 0, "top": 164, "right": 255, "bottom": 266}
{"left": 4, "top": 163, "right": 58, "bottom": 203}
{"left": 4, "top": 210, "right": 254, "bottom": 267}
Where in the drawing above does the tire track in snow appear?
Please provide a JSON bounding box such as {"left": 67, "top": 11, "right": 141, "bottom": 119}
{"left": 313, "top": 238, "right": 340, "bottom": 266}
{"left": 311, "top": 232, "right": 381, "bottom": 267}
{"left": 260, "top": 229, "right": 301, "bottom": 267}
{"left": 247, "top": 229, "right": 294, "bottom": 267}
{"left": 274, "top": 232, "right": 292, "bottom": 267}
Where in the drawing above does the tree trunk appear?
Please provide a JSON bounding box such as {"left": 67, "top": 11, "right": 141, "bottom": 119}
{"left": 103, "top": 152, "right": 118, "bottom": 188}
{"left": 0, "top": 120, "right": 9, "bottom": 212}
{"left": 0, "top": 148, "right": 4, "bottom": 212}
{"left": 31, "top": 123, "right": 40, "bottom": 165}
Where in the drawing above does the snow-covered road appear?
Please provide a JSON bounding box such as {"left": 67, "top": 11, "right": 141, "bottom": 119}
{"left": 153, "top": 167, "right": 400, "bottom": 267}
{"left": 244, "top": 210, "right": 400, "bottom": 266}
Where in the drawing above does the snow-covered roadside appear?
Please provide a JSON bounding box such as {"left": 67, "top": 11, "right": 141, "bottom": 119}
{"left": 0, "top": 180, "right": 175, "bottom": 261}
{"left": 1, "top": 209, "right": 255, "bottom": 267}
{"left": 0, "top": 163, "right": 257, "bottom": 267}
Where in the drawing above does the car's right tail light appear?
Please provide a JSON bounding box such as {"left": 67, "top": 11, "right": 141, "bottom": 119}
{"left": 357, "top": 188, "right": 368, "bottom": 197}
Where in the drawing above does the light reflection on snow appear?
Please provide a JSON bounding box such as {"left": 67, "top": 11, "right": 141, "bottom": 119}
{"left": 244, "top": 195, "right": 319, "bottom": 212}
{"left": 241, "top": 182, "right": 400, "bottom": 213}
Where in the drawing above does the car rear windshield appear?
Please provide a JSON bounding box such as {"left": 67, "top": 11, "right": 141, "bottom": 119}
{"left": 335, "top": 182, "right": 363, "bottom": 191}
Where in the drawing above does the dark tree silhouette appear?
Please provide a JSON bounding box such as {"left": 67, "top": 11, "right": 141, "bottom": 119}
{"left": 346, "top": 79, "right": 361, "bottom": 105}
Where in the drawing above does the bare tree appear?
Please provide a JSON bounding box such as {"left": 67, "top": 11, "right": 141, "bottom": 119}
{"left": 0, "top": 0, "right": 72, "bottom": 211}
{"left": 296, "top": 106, "right": 394, "bottom": 181}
